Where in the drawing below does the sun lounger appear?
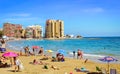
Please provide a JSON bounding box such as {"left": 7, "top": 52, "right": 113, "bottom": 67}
{"left": 110, "top": 69, "right": 117, "bottom": 74}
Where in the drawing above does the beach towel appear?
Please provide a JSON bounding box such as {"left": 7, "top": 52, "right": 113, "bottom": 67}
{"left": 75, "top": 67, "right": 89, "bottom": 72}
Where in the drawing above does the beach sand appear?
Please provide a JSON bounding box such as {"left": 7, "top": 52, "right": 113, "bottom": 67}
{"left": 0, "top": 49, "right": 120, "bottom": 74}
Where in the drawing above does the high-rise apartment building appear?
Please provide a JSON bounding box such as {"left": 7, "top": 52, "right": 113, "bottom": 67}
{"left": 45, "top": 19, "right": 64, "bottom": 38}
{"left": 24, "top": 25, "right": 42, "bottom": 38}
{"left": 3, "top": 23, "right": 22, "bottom": 38}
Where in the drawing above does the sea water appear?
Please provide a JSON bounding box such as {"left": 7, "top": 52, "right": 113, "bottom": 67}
{"left": 6, "top": 37, "right": 120, "bottom": 63}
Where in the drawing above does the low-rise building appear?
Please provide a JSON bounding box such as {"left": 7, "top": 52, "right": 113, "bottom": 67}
{"left": 24, "top": 25, "right": 42, "bottom": 38}
{"left": 3, "top": 23, "right": 22, "bottom": 38}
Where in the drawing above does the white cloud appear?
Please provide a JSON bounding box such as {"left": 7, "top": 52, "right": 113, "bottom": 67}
{"left": 4, "top": 17, "right": 37, "bottom": 21}
{"left": 3, "top": 17, "right": 46, "bottom": 24}
{"left": 82, "top": 7, "right": 104, "bottom": 13}
{"left": 7, "top": 13, "right": 31, "bottom": 17}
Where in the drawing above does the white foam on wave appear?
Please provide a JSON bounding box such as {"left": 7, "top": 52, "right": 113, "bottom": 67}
{"left": 68, "top": 52, "right": 105, "bottom": 58}
{"left": 83, "top": 53, "right": 105, "bottom": 58}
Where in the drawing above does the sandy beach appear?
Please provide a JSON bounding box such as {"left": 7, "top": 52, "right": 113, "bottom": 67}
{"left": 0, "top": 49, "right": 120, "bottom": 74}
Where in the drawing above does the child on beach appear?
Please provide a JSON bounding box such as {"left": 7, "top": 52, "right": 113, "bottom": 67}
{"left": 73, "top": 51, "right": 75, "bottom": 58}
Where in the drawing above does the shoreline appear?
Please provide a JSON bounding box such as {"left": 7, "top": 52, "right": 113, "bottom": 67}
{"left": 5, "top": 39, "right": 120, "bottom": 64}
{"left": 5, "top": 47, "right": 120, "bottom": 64}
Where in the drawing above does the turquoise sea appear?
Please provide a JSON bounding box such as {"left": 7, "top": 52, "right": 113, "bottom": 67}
{"left": 6, "top": 37, "right": 120, "bottom": 62}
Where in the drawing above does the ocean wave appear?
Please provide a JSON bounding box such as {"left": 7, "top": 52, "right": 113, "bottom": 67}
{"left": 68, "top": 52, "right": 105, "bottom": 58}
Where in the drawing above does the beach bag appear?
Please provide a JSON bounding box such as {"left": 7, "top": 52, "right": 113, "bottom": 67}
{"left": 19, "top": 63, "right": 24, "bottom": 70}
{"left": 44, "top": 65, "right": 48, "bottom": 69}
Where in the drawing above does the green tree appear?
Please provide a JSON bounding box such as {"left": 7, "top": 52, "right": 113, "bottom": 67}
{"left": 0, "top": 30, "right": 4, "bottom": 38}
{"left": 14, "top": 30, "right": 18, "bottom": 38}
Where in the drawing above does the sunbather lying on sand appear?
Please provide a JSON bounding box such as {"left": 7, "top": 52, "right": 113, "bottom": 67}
{"left": 51, "top": 65, "right": 59, "bottom": 70}
{"left": 32, "top": 59, "right": 48, "bottom": 65}
{"left": 40, "top": 55, "right": 49, "bottom": 60}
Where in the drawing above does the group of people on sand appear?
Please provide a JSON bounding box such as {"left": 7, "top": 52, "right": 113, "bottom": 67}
{"left": 73, "top": 49, "right": 83, "bottom": 59}
{"left": 56, "top": 53, "right": 65, "bottom": 62}
{"left": 0, "top": 56, "right": 23, "bottom": 72}
{"left": 32, "top": 58, "right": 59, "bottom": 70}
{"left": 23, "top": 46, "right": 44, "bottom": 56}
{"left": 73, "top": 49, "right": 88, "bottom": 63}
{"left": 51, "top": 53, "right": 65, "bottom": 62}
{"left": 0, "top": 56, "right": 9, "bottom": 68}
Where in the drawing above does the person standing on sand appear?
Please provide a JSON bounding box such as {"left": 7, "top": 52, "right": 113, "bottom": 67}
{"left": 77, "top": 49, "right": 82, "bottom": 59}
{"left": 1, "top": 39, "right": 6, "bottom": 48}
{"left": 13, "top": 57, "right": 22, "bottom": 72}
{"left": 77, "top": 49, "right": 80, "bottom": 59}
{"left": 73, "top": 51, "right": 75, "bottom": 58}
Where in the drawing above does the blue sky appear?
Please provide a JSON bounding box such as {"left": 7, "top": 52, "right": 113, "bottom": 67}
{"left": 0, "top": 0, "right": 120, "bottom": 37}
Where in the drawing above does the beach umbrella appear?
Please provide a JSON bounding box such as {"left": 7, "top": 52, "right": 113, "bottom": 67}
{"left": 47, "top": 50, "right": 53, "bottom": 53}
{"left": 46, "top": 49, "right": 53, "bottom": 56}
{"left": 32, "top": 46, "right": 39, "bottom": 49}
{"left": 98, "top": 56, "right": 118, "bottom": 74}
{"left": 2, "top": 52, "right": 18, "bottom": 57}
{"left": 57, "top": 49, "right": 67, "bottom": 56}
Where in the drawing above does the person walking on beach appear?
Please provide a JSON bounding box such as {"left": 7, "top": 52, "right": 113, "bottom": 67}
{"left": 14, "top": 57, "right": 22, "bottom": 72}
{"left": 77, "top": 49, "right": 83, "bottom": 59}
{"left": 73, "top": 51, "right": 75, "bottom": 58}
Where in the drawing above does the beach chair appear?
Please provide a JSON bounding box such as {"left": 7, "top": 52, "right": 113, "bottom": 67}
{"left": 96, "top": 66, "right": 102, "bottom": 72}
{"left": 110, "top": 69, "right": 117, "bottom": 74}
{"left": 101, "top": 68, "right": 107, "bottom": 74}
